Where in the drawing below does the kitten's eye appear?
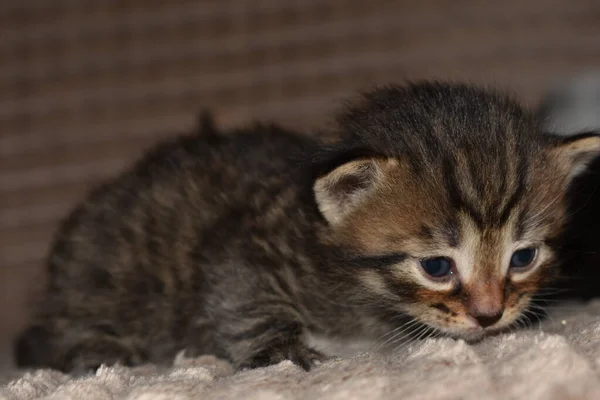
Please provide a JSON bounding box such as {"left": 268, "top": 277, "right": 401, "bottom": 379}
{"left": 510, "top": 248, "right": 537, "bottom": 269}
{"left": 420, "top": 257, "right": 454, "bottom": 278}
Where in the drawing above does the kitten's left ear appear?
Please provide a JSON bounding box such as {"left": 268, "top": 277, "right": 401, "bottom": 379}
{"left": 550, "top": 132, "right": 600, "bottom": 184}
{"left": 313, "top": 157, "right": 389, "bottom": 226}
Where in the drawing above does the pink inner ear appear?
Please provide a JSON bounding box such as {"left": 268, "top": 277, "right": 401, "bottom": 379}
{"left": 555, "top": 135, "right": 600, "bottom": 182}
{"left": 330, "top": 162, "right": 377, "bottom": 201}
{"left": 314, "top": 158, "right": 385, "bottom": 225}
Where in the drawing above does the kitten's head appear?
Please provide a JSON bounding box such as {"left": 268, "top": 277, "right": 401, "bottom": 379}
{"left": 313, "top": 82, "right": 600, "bottom": 339}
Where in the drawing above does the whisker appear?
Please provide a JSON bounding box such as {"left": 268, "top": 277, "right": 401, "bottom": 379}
{"left": 563, "top": 179, "right": 600, "bottom": 220}
{"left": 385, "top": 322, "right": 428, "bottom": 349}
{"left": 507, "top": 320, "right": 520, "bottom": 333}
{"left": 390, "top": 325, "right": 428, "bottom": 349}
{"left": 514, "top": 313, "right": 526, "bottom": 330}
{"left": 531, "top": 298, "right": 582, "bottom": 304}
{"left": 526, "top": 191, "right": 564, "bottom": 225}
{"left": 521, "top": 312, "right": 534, "bottom": 330}
{"left": 522, "top": 309, "right": 544, "bottom": 330}
{"left": 371, "top": 318, "right": 422, "bottom": 351}
{"left": 529, "top": 299, "right": 586, "bottom": 310}
{"left": 393, "top": 325, "right": 434, "bottom": 354}
{"left": 533, "top": 288, "right": 573, "bottom": 295}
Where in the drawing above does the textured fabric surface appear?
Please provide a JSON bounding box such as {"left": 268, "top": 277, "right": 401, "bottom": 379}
{"left": 2, "top": 0, "right": 600, "bottom": 370}
{"left": 1, "top": 300, "right": 599, "bottom": 400}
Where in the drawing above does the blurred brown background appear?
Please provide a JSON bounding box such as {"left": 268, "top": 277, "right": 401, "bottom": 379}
{"left": 1, "top": 0, "right": 600, "bottom": 367}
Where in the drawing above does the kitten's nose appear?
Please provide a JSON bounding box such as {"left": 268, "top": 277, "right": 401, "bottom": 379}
{"left": 471, "top": 311, "right": 504, "bottom": 328}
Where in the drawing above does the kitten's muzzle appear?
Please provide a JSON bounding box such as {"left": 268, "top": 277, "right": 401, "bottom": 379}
{"left": 466, "top": 281, "right": 505, "bottom": 328}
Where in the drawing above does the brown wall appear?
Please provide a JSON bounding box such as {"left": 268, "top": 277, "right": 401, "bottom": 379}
{"left": 1, "top": 0, "right": 600, "bottom": 366}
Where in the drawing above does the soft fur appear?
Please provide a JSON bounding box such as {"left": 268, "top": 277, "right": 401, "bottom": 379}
{"left": 14, "top": 82, "right": 600, "bottom": 373}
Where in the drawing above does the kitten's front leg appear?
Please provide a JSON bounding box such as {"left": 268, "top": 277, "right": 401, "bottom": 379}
{"left": 217, "top": 307, "right": 327, "bottom": 371}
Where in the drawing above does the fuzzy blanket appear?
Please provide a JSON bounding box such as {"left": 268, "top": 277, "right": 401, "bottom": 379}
{"left": 1, "top": 300, "right": 599, "bottom": 400}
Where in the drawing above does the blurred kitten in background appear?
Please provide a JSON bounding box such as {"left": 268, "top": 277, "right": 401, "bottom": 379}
{"left": 539, "top": 73, "right": 600, "bottom": 300}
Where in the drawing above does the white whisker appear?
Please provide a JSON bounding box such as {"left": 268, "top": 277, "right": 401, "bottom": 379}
{"left": 393, "top": 325, "right": 434, "bottom": 353}
{"left": 371, "top": 318, "right": 422, "bottom": 351}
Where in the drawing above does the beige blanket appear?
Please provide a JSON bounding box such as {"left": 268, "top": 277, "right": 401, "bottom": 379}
{"left": 1, "top": 300, "right": 599, "bottom": 400}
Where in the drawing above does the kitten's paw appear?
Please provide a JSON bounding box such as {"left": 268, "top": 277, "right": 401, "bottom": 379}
{"left": 237, "top": 342, "right": 329, "bottom": 371}
{"left": 288, "top": 344, "right": 330, "bottom": 370}
{"left": 62, "top": 338, "right": 144, "bottom": 375}
{"left": 66, "top": 353, "right": 142, "bottom": 377}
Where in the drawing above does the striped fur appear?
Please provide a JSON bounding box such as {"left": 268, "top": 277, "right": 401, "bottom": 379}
{"left": 14, "top": 82, "right": 600, "bottom": 373}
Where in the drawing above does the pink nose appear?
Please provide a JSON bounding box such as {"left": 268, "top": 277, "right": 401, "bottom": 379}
{"left": 469, "top": 310, "right": 504, "bottom": 328}
{"left": 466, "top": 279, "right": 505, "bottom": 328}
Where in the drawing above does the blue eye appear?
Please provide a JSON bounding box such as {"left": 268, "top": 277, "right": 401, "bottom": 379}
{"left": 420, "top": 257, "right": 454, "bottom": 278}
{"left": 510, "top": 248, "right": 537, "bottom": 269}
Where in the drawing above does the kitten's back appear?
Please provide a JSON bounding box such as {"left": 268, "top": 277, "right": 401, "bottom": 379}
{"left": 16, "top": 124, "right": 319, "bottom": 368}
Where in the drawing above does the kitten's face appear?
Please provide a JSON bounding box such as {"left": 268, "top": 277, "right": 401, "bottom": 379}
{"left": 322, "top": 156, "right": 565, "bottom": 339}
{"left": 313, "top": 84, "right": 600, "bottom": 339}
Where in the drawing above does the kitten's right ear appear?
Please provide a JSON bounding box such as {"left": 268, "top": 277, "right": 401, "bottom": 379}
{"left": 550, "top": 132, "right": 600, "bottom": 184}
{"left": 313, "top": 158, "right": 386, "bottom": 225}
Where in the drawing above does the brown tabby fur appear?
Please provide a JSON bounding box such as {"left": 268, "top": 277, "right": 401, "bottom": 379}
{"left": 14, "top": 82, "right": 600, "bottom": 373}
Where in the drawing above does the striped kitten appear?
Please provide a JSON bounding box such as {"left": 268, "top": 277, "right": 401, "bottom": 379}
{"left": 15, "top": 82, "right": 600, "bottom": 373}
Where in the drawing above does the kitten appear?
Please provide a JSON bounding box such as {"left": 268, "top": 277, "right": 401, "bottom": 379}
{"left": 15, "top": 82, "right": 600, "bottom": 373}
{"left": 538, "top": 77, "right": 600, "bottom": 300}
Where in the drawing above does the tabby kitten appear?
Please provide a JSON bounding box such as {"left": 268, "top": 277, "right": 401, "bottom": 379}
{"left": 15, "top": 82, "right": 600, "bottom": 373}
